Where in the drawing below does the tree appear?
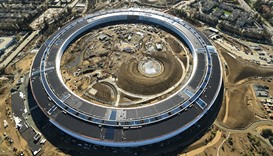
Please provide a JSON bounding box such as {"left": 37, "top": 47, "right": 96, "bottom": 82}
{"left": 261, "top": 129, "right": 273, "bottom": 138}
{"left": 228, "top": 137, "right": 233, "bottom": 146}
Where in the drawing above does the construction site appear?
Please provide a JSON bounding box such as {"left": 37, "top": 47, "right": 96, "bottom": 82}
{"left": 0, "top": 0, "right": 272, "bottom": 156}
{"left": 61, "top": 23, "right": 191, "bottom": 107}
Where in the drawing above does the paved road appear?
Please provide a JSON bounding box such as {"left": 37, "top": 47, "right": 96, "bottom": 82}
{"left": 0, "top": 30, "right": 39, "bottom": 69}
{"left": 238, "top": 0, "right": 252, "bottom": 13}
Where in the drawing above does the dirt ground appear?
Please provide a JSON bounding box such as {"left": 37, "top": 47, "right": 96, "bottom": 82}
{"left": 220, "top": 133, "right": 272, "bottom": 156}
{"left": 117, "top": 52, "right": 183, "bottom": 95}
{"left": 181, "top": 125, "right": 221, "bottom": 153}
{"left": 61, "top": 23, "right": 190, "bottom": 106}
{"left": 1, "top": 6, "right": 273, "bottom": 156}
{"left": 0, "top": 87, "right": 30, "bottom": 155}
{"left": 0, "top": 53, "right": 36, "bottom": 155}
{"left": 221, "top": 51, "right": 273, "bottom": 84}
{"left": 181, "top": 131, "right": 224, "bottom": 156}
{"left": 256, "top": 125, "right": 273, "bottom": 134}
{"left": 139, "top": 0, "right": 178, "bottom": 6}
{"left": 184, "top": 42, "right": 273, "bottom": 156}
{"left": 223, "top": 86, "right": 255, "bottom": 129}
{"left": 0, "top": 34, "right": 57, "bottom": 155}
{"left": 165, "top": 37, "right": 183, "bottom": 53}
{"left": 202, "top": 132, "right": 273, "bottom": 156}
{"left": 216, "top": 46, "right": 273, "bottom": 129}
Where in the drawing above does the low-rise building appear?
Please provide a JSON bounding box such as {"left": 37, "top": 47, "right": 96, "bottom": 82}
{"left": 0, "top": 37, "right": 14, "bottom": 55}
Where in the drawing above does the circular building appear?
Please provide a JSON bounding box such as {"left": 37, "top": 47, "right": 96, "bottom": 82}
{"left": 30, "top": 8, "right": 223, "bottom": 148}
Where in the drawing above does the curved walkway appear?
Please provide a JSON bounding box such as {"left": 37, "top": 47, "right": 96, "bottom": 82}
{"left": 214, "top": 120, "right": 273, "bottom": 133}
{"left": 214, "top": 119, "right": 273, "bottom": 147}
{"left": 217, "top": 132, "right": 230, "bottom": 156}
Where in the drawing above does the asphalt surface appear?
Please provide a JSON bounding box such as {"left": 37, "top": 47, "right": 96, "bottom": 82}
{"left": 0, "top": 30, "right": 39, "bottom": 69}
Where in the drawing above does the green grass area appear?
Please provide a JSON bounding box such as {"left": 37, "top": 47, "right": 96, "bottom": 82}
{"left": 224, "top": 10, "right": 231, "bottom": 16}
{"left": 213, "top": 7, "right": 219, "bottom": 11}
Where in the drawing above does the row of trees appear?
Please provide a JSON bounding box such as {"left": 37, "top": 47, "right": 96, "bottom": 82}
{"left": 253, "top": 0, "right": 273, "bottom": 26}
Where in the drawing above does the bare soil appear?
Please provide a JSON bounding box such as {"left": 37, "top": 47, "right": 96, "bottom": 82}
{"left": 117, "top": 52, "right": 183, "bottom": 95}
{"left": 216, "top": 46, "right": 273, "bottom": 129}
{"left": 219, "top": 133, "right": 272, "bottom": 156}
{"left": 224, "top": 87, "right": 255, "bottom": 129}
{"left": 166, "top": 36, "right": 182, "bottom": 53}
{"left": 221, "top": 52, "right": 273, "bottom": 83}
{"left": 0, "top": 54, "right": 35, "bottom": 155}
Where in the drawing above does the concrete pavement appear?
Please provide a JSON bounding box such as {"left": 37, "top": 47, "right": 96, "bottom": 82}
{"left": 0, "top": 30, "right": 40, "bottom": 69}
